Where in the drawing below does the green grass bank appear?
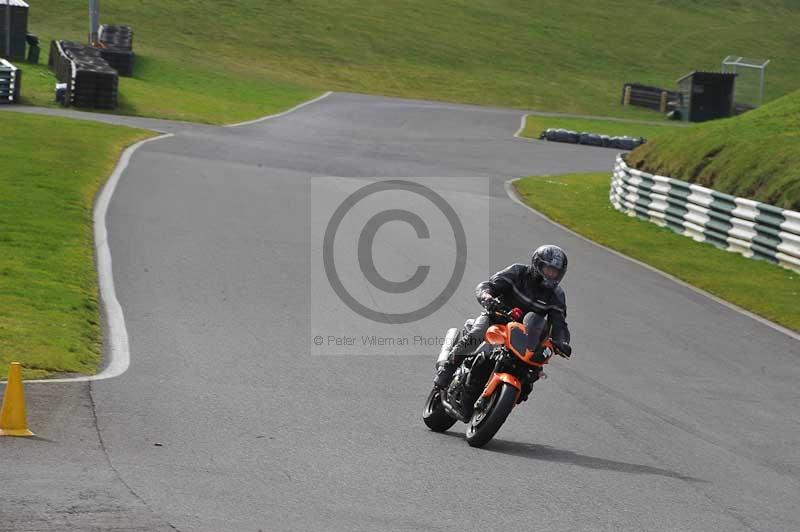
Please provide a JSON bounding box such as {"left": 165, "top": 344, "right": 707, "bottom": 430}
{"left": 20, "top": 0, "right": 800, "bottom": 123}
{"left": 514, "top": 173, "right": 799, "bottom": 332}
{"left": 626, "top": 89, "right": 800, "bottom": 210}
{"left": 0, "top": 113, "right": 151, "bottom": 379}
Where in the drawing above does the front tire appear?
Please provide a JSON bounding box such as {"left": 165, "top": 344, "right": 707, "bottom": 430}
{"left": 423, "top": 387, "right": 457, "bottom": 432}
{"left": 465, "top": 383, "right": 517, "bottom": 447}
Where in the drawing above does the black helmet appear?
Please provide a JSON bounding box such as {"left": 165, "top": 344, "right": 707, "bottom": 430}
{"left": 530, "top": 245, "right": 568, "bottom": 289}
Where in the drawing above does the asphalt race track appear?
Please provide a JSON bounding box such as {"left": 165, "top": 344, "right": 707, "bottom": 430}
{"left": 2, "top": 93, "right": 799, "bottom": 532}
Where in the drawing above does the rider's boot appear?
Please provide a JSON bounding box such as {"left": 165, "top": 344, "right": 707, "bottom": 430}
{"left": 433, "top": 334, "right": 475, "bottom": 389}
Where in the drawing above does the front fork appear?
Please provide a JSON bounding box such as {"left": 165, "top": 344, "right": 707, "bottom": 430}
{"left": 480, "top": 372, "right": 522, "bottom": 400}
{"left": 478, "top": 353, "right": 542, "bottom": 406}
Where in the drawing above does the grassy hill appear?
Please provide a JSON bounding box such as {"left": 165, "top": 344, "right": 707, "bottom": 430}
{"left": 626, "top": 89, "right": 800, "bottom": 210}
{"left": 19, "top": 0, "right": 800, "bottom": 124}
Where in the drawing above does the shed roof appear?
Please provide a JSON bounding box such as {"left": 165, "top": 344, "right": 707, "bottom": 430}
{"left": 677, "top": 71, "right": 737, "bottom": 83}
{"left": 3, "top": 0, "right": 30, "bottom": 7}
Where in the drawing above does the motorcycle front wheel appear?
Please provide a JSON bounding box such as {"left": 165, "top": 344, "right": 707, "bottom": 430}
{"left": 423, "top": 387, "right": 457, "bottom": 432}
{"left": 465, "top": 383, "right": 517, "bottom": 448}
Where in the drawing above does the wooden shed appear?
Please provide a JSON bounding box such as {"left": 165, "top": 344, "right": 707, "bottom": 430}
{"left": 0, "top": 0, "right": 29, "bottom": 61}
{"left": 676, "top": 71, "right": 737, "bottom": 123}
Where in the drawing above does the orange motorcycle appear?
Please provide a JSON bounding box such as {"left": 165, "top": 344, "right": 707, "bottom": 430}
{"left": 423, "top": 303, "right": 570, "bottom": 447}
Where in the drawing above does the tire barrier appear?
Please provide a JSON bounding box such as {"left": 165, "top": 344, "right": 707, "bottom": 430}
{"left": 0, "top": 58, "right": 20, "bottom": 104}
{"left": 25, "top": 33, "right": 40, "bottom": 63}
{"left": 540, "top": 128, "right": 646, "bottom": 150}
{"left": 48, "top": 40, "right": 118, "bottom": 109}
{"left": 610, "top": 155, "right": 800, "bottom": 272}
{"left": 98, "top": 24, "right": 134, "bottom": 77}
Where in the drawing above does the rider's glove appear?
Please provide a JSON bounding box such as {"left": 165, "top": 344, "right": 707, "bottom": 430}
{"left": 480, "top": 293, "right": 500, "bottom": 312}
{"left": 553, "top": 341, "right": 572, "bottom": 358}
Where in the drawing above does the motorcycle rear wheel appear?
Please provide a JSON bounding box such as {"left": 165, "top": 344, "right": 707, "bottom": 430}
{"left": 423, "top": 387, "right": 457, "bottom": 432}
{"left": 465, "top": 383, "right": 517, "bottom": 448}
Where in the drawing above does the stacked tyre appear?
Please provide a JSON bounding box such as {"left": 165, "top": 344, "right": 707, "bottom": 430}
{"left": 48, "top": 40, "right": 119, "bottom": 109}
{"left": 98, "top": 25, "right": 134, "bottom": 76}
{"left": 540, "top": 128, "right": 646, "bottom": 150}
{"left": 539, "top": 128, "right": 580, "bottom": 144}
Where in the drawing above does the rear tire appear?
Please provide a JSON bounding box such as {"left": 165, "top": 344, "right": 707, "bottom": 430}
{"left": 423, "top": 387, "right": 457, "bottom": 432}
{"left": 465, "top": 383, "right": 517, "bottom": 448}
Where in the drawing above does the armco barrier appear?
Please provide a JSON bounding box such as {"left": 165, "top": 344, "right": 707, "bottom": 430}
{"left": 610, "top": 155, "right": 800, "bottom": 272}
{"left": 0, "top": 58, "right": 20, "bottom": 103}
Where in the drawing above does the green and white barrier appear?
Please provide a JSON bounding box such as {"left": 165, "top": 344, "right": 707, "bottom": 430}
{"left": 610, "top": 155, "right": 800, "bottom": 272}
{"left": 0, "top": 58, "right": 20, "bottom": 103}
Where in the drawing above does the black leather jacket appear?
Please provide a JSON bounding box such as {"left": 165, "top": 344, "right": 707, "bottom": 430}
{"left": 475, "top": 263, "right": 570, "bottom": 345}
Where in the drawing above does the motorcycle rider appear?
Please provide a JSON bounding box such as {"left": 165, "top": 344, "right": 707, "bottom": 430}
{"left": 433, "top": 245, "right": 572, "bottom": 393}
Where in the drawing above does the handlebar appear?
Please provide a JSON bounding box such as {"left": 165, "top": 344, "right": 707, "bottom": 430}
{"left": 484, "top": 298, "right": 572, "bottom": 360}
{"left": 484, "top": 296, "right": 563, "bottom": 315}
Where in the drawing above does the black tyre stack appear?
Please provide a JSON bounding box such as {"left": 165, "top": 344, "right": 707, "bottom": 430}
{"left": 98, "top": 24, "right": 134, "bottom": 77}
{"left": 48, "top": 40, "right": 119, "bottom": 109}
{"left": 539, "top": 128, "right": 646, "bottom": 150}
{"left": 539, "top": 128, "right": 580, "bottom": 144}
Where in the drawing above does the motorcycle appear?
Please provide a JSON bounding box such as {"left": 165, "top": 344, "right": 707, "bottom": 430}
{"left": 423, "top": 301, "right": 570, "bottom": 448}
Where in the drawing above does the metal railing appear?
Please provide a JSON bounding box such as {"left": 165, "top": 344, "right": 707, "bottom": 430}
{"left": 610, "top": 155, "right": 800, "bottom": 272}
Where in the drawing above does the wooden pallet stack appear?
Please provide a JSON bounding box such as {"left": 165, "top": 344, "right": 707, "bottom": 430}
{"left": 621, "top": 83, "right": 681, "bottom": 113}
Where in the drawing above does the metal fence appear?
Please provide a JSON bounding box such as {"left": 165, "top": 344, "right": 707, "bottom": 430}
{"left": 722, "top": 56, "right": 769, "bottom": 109}
{"left": 610, "top": 155, "right": 800, "bottom": 272}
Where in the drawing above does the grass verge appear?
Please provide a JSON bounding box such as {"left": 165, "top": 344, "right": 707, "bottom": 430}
{"left": 514, "top": 173, "right": 799, "bottom": 332}
{"left": 519, "top": 115, "right": 683, "bottom": 141}
{"left": 0, "top": 113, "right": 152, "bottom": 379}
{"left": 20, "top": 57, "right": 320, "bottom": 126}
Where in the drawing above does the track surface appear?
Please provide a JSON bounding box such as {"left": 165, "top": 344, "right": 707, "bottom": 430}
{"left": 2, "top": 93, "right": 799, "bottom": 531}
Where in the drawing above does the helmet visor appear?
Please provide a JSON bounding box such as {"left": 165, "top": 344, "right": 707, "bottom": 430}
{"left": 541, "top": 265, "right": 562, "bottom": 281}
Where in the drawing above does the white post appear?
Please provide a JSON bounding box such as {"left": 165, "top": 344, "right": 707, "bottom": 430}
{"left": 760, "top": 60, "right": 770, "bottom": 108}
{"left": 5, "top": 0, "right": 10, "bottom": 58}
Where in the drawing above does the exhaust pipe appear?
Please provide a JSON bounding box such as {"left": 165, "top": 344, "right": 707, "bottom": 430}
{"left": 436, "top": 328, "right": 460, "bottom": 366}
{"left": 440, "top": 397, "right": 470, "bottom": 423}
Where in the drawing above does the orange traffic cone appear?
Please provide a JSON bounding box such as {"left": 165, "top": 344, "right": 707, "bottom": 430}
{"left": 0, "top": 362, "right": 34, "bottom": 437}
